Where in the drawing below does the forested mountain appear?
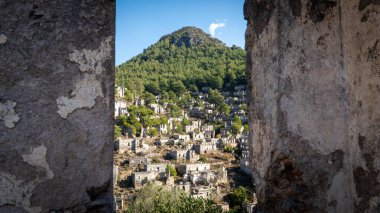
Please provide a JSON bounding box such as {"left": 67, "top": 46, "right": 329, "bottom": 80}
{"left": 116, "top": 26, "right": 246, "bottom": 101}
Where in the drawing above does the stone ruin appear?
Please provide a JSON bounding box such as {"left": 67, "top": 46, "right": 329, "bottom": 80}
{"left": 244, "top": 0, "right": 379, "bottom": 212}
{"left": 0, "top": 1, "right": 114, "bottom": 212}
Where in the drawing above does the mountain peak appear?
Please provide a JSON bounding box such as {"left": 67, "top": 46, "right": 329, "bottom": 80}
{"left": 159, "top": 26, "right": 224, "bottom": 47}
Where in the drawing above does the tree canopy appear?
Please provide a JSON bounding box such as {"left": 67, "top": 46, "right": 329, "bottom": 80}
{"left": 116, "top": 27, "right": 246, "bottom": 102}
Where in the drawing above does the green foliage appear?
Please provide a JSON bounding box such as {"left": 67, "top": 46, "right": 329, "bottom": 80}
{"left": 175, "top": 123, "right": 184, "bottom": 134}
{"left": 170, "top": 80, "right": 187, "bottom": 96}
{"left": 181, "top": 118, "right": 191, "bottom": 126}
{"left": 128, "top": 105, "right": 155, "bottom": 128}
{"left": 169, "top": 104, "right": 182, "bottom": 117}
{"left": 126, "top": 184, "right": 222, "bottom": 213}
{"left": 144, "top": 92, "right": 156, "bottom": 105}
{"left": 128, "top": 105, "right": 155, "bottom": 118}
{"left": 116, "top": 106, "right": 157, "bottom": 136}
{"left": 207, "top": 89, "right": 225, "bottom": 105}
{"left": 152, "top": 157, "right": 161, "bottom": 163}
{"left": 220, "top": 103, "right": 230, "bottom": 116}
{"left": 123, "top": 91, "right": 134, "bottom": 102}
{"left": 159, "top": 116, "right": 168, "bottom": 125}
{"left": 243, "top": 124, "right": 249, "bottom": 133}
{"left": 168, "top": 91, "right": 178, "bottom": 103}
{"left": 128, "top": 124, "right": 137, "bottom": 135}
{"left": 159, "top": 91, "right": 169, "bottom": 103}
{"left": 199, "top": 155, "right": 208, "bottom": 163}
{"left": 116, "top": 27, "right": 246, "bottom": 102}
{"left": 223, "top": 145, "right": 235, "bottom": 153}
{"left": 145, "top": 81, "right": 160, "bottom": 95}
{"left": 148, "top": 127, "right": 159, "bottom": 137}
{"left": 232, "top": 115, "right": 243, "bottom": 135}
{"left": 178, "top": 93, "right": 193, "bottom": 109}
{"left": 240, "top": 103, "right": 247, "bottom": 111}
{"left": 116, "top": 114, "right": 140, "bottom": 136}
{"left": 114, "top": 125, "right": 122, "bottom": 139}
{"left": 228, "top": 186, "right": 247, "bottom": 207}
{"left": 166, "top": 164, "right": 177, "bottom": 177}
{"left": 208, "top": 89, "right": 230, "bottom": 115}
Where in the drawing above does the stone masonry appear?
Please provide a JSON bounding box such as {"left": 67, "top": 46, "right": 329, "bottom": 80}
{"left": 244, "top": 0, "right": 379, "bottom": 212}
{"left": 0, "top": 1, "right": 115, "bottom": 212}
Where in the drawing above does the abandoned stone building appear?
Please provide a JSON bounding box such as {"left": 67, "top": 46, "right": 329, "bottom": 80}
{"left": 192, "top": 131, "right": 205, "bottom": 141}
{"left": 169, "top": 149, "right": 200, "bottom": 162}
{"left": 144, "top": 163, "right": 167, "bottom": 173}
{"left": 239, "top": 135, "right": 251, "bottom": 175}
{"left": 176, "top": 163, "right": 211, "bottom": 176}
{"left": 114, "top": 137, "right": 135, "bottom": 153}
{"left": 191, "top": 185, "right": 218, "bottom": 199}
{"left": 187, "top": 168, "right": 227, "bottom": 185}
{"left": 0, "top": 0, "right": 378, "bottom": 212}
{"left": 132, "top": 172, "right": 157, "bottom": 189}
{"left": 172, "top": 133, "right": 191, "bottom": 142}
{"left": 193, "top": 143, "right": 217, "bottom": 154}
{"left": 114, "top": 98, "right": 127, "bottom": 117}
{"left": 128, "top": 157, "right": 150, "bottom": 168}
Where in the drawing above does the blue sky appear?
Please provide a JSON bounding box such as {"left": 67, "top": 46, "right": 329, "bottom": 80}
{"left": 116, "top": 0, "right": 246, "bottom": 65}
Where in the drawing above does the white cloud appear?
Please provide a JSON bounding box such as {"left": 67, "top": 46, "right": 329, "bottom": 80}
{"left": 208, "top": 22, "right": 226, "bottom": 37}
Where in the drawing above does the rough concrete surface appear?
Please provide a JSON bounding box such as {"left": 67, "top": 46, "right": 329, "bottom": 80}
{"left": 0, "top": 1, "right": 115, "bottom": 212}
{"left": 244, "top": 0, "right": 379, "bottom": 212}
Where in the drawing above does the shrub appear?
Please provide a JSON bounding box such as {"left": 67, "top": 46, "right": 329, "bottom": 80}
{"left": 114, "top": 125, "right": 122, "bottom": 139}
{"left": 199, "top": 155, "right": 208, "bottom": 163}
{"left": 229, "top": 186, "right": 247, "bottom": 207}
{"left": 126, "top": 184, "right": 222, "bottom": 213}
{"left": 166, "top": 164, "right": 177, "bottom": 177}
{"left": 223, "top": 145, "right": 234, "bottom": 153}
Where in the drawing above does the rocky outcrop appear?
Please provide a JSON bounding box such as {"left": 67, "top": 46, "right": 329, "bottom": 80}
{"left": 244, "top": 0, "right": 379, "bottom": 212}
{"left": 0, "top": 1, "right": 114, "bottom": 212}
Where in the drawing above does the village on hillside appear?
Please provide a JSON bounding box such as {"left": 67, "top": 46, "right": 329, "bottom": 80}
{"left": 113, "top": 85, "right": 256, "bottom": 212}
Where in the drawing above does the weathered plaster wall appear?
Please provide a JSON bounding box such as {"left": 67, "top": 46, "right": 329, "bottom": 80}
{"left": 244, "top": 0, "right": 379, "bottom": 212}
{"left": 0, "top": 1, "right": 115, "bottom": 212}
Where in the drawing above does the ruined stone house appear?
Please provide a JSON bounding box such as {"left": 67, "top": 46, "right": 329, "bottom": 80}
{"left": 172, "top": 133, "right": 191, "bottom": 142}
{"left": 191, "top": 185, "right": 217, "bottom": 199}
{"left": 114, "top": 99, "right": 128, "bottom": 117}
{"left": 115, "top": 137, "right": 135, "bottom": 153}
{"left": 132, "top": 172, "right": 157, "bottom": 189}
{"left": 169, "top": 149, "right": 200, "bottom": 162}
{"left": 129, "top": 157, "right": 150, "bottom": 168}
{"left": 177, "top": 163, "right": 211, "bottom": 176}
{"left": 192, "top": 131, "right": 205, "bottom": 141}
{"left": 239, "top": 136, "right": 251, "bottom": 175}
{"left": 193, "top": 143, "right": 217, "bottom": 154}
{"left": 144, "top": 163, "right": 167, "bottom": 174}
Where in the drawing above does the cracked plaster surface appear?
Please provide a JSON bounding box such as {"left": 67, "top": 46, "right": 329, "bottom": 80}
{"left": 56, "top": 36, "right": 112, "bottom": 118}
{"left": 0, "top": 100, "right": 20, "bottom": 128}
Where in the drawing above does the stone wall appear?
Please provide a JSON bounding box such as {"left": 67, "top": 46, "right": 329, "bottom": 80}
{"left": 244, "top": 0, "right": 379, "bottom": 212}
{"left": 0, "top": 1, "right": 115, "bottom": 212}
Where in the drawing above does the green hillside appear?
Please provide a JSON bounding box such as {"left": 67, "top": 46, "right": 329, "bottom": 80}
{"left": 116, "top": 26, "right": 246, "bottom": 100}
